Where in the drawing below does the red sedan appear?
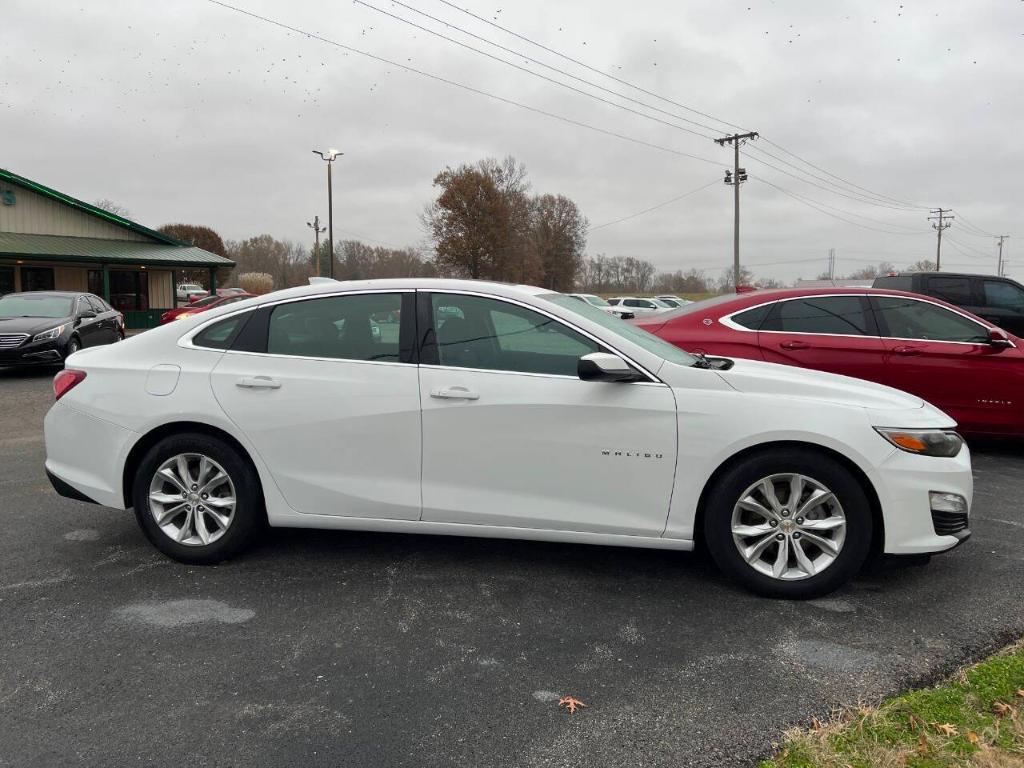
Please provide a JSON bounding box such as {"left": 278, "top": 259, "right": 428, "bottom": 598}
{"left": 160, "top": 293, "right": 252, "bottom": 324}
{"left": 634, "top": 287, "right": 1024, "bottom": 437}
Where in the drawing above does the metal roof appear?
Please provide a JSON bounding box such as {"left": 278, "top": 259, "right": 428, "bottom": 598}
{"left": 0, "top": 168, "right": 185, "bottom": 246}
{"left": 0, "top": 233, "right": 235, "bottom": 267}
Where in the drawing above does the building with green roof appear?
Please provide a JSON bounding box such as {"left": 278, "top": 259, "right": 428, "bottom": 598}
{"left": 0, "top": 169, "right": 234, "bottom": 327}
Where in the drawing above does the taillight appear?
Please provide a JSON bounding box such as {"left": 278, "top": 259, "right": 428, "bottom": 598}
{"left": 54, "top": 369, "right": 87, "bottom": 401}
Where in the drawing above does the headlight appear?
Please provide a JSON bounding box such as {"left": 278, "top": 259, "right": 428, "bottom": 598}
{"left": 33, "top": 324, "right": 67, "bottom": 342}
{"left": 875, "top": 428, "right": 964, "bottom": 457}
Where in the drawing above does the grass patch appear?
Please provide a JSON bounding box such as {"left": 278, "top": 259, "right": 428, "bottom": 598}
{"left": 761, "top": 640, "right": 1024, "bottom": 768}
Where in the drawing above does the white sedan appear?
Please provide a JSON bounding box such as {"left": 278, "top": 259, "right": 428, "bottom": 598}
{"left": 607, "top": 297, "right": 675, "bottom": 315}
{"left": 44, "top": 278, "right": 972, "bottom": 598}
{"left": 566, "top": 293, "right": 635, "bottom": 319}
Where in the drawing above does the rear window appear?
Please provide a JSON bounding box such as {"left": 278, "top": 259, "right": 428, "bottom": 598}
{"left": 872, "top": 275, "right": 913, "bottom": 291}
{"left": 192, "top": 313, "right": 248, "bottom": 349}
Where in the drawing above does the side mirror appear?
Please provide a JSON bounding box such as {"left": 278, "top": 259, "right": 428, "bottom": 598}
{"left": 578, "top": 352, "right": 644, "bottom": 382}
{"left": 988, "top": 328, "right": 1013, "bottom": 348}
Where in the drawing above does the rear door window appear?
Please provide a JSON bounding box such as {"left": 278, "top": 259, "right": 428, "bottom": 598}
{"left": 873, "top": 296, "right": 990, "bottom": 343}
{"left": 762, "top": 296, "right": 871, "bottom": 335}
{"left": 982, "top": 280, "right": 1024, "bottom": 310}
{"left": 267, "top": 293, "right": 404, "bottom": 362}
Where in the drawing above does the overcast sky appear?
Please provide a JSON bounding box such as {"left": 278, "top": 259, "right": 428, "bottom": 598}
{"left": 4, "top": 0, "right": 1021, "bottom": 283}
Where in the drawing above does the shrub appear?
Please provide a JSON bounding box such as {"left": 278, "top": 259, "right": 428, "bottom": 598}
{"left": 238, "top": 272, "right": 274, "bottom": 295}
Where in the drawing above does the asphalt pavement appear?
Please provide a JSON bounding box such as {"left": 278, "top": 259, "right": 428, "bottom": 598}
{"left": 1, "top": 366, "right": 1022, "bottom": 767}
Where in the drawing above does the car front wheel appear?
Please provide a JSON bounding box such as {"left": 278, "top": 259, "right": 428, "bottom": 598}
{"left": 132, "top": 433, "right": 264, "bottom": 564}
{"left": 703, "top": 448, "right": 873, "bottom": 599}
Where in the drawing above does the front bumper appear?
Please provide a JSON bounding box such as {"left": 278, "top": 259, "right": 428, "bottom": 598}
{"left": 875, "top": 442, "right": 973, "bottom": 554}
{"left": 0, "top": 337, "right": 65, "bottom": 366}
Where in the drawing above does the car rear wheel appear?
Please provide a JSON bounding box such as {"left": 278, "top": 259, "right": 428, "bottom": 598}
{"left": 703, "top": 448, "right": 873, "bottom": 599}
{"left": 132, "top": 433, "right": 264, "bottom": 564}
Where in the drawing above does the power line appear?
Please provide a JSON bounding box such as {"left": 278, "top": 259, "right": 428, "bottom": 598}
{"left": 433, "top": 1, "right": 928, "bottom": 211}
{"left": 434, "top": 0, "right": 745, "bottom": 134}
{"left": 753, "top": 175, "right": 929, "bottom": 236}
{"left": 749, "top": 174, "right": 925, "bottom": 233}
{"left": 745, "top": 144, "right": 922, "bottom": 210}
{"left": 208, "top": 1, "right": 723, "bottom": 167}
{"left": 590, "top": 179, "right": 719, "bottom": 230}
{"left": 756, "top": 137, "right": 927, "bottom": 210}
{"left": 353, "top": 0, "right": 722, "bottom": 141}
{"left": 362, "top": 0, "right": 726, "bottom": 137}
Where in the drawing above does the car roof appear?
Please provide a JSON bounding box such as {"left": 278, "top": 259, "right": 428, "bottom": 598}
{"left": 244, "top": 278, "right": 550, "bottom": 305}
{"left": 3, "top": 290, "right": 83, "bottom": 298}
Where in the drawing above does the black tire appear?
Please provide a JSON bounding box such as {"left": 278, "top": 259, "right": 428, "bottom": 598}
{"left": 132, "top": 433, "right": 264, "bottom": 564}
{"left": 703, "top": 448, "right": 873, "bottom": 599}
{"left": 65, "top": 336, "right": 81, "bottom": 358}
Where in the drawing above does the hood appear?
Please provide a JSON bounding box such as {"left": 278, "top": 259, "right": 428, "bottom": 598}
{"left": 0, "top": 315, "right": 72, "bottom": 336}
{"left": 714, "top": 357, "right": 925, "bottom": 411}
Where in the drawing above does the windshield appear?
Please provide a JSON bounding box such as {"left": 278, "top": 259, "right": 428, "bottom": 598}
{"left": 191, "top": 295, "right": 224, "bottom": 308}
{"left": 658, "top": 298, "right": 681, "bottom": 307}
{"left": 651, "top": 299, "right": 673, "bottom": 308}
{"left": 543, "top": 294, "right": 696, "bottom": 366}
{"left": 581, "top": 294, "right": 610, "bottom": 307}
{"left": 0, "top": 294, "right": 74, "bottom": 319}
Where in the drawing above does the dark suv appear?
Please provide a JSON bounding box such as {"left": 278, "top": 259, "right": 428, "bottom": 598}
{"left": 872, "top": 272, "right": 1024, "bottom": 337}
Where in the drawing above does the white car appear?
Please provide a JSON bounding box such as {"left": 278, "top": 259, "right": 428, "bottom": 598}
{"left": 607, "top": 297, "right": 675, "bottom": 315}
{"left": 176, "top": 283, "right": 206, "bottom": 302}
{"left": 567, "top": 293, "right": 635, "bottom": 319}
{"left": 655, "top": 295, "right": 693, "bottom": 308}
{"left": 44, "top": 278, "right": 972, "bottom": 598}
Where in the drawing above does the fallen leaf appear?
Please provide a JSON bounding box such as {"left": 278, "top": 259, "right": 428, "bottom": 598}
{"left": 810, "top": 716, "right": 824, "bottom": 731}
{"left": 908, "top": 713, "right": 926, "bottom": 731}
{"left": 1016, "top": 689, "right": 1024, "bottom": 699}
{"left": 917, "top": 732, "right": 929, "bottom": 756}
{"left": 966, "top": 730, "right": 979, "bottom": 744}
{"left": 558, "top": 695, "right": 586, "bottom": 714}
{"left": 993, "top": 701, "right": 1011, "bottom": 718}
{"left": 933, "top": 722, "right": 958, "bottom": 736}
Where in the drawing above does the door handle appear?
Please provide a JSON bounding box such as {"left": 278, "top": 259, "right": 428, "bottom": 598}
{"left": 236, "top": 376, "right": 282, "bottom": 389}
{"left": 780, "top": 340, "right": 811, "bottom": 350}
{"left": 430, "top": 386, "right": 479, "bottom": 400}
{"left": 891, "top": 346, "right": 922, "bottom": 356}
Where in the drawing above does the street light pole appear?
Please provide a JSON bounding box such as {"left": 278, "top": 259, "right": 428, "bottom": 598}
{"left": 313, "top": 149, "right": 343, "bottom": 279}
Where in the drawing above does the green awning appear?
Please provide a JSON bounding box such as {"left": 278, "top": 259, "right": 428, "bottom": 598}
{"left": 0, "top": 233, "right": 234, "bottom": 268}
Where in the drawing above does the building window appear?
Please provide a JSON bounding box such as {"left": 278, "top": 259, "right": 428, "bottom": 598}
{"left": 108, "top": 270, "right": 149, "bottom": 313}
{"left": 87, "top": 269, "right": 104, "bottom": 298}
{"left": 0, "top": 266, "right": 13, "bottom": 296}
{"left": 20, "top": 266, "right": 55, "bottom": 292}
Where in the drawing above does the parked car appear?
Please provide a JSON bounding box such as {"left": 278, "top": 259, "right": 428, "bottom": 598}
{"left": 176, "top": 283, "right": 206, "bottom": 302}
{"left": 160, "top": 292, "right": 252, "bottom": 324}
{"left": 44, "top": 279, "right": 971, "bottom": 599}
{"left": 655, "top": 295, "right": 693, "bottom": 308}
{"left": 566, "top": 293, "right": 635, "bottom": 319}
{"left": 873, "top": 271, "right": 1024, "bottom": 338}
{"left": 607, "top": 297, "right": 674, "bottom": 315}
{"left": 217, "top": 287, "right": 249, "bottom": 297}
{"left": 0, "top": 291, "right": 123, "bottom": 366}
{"left": 634, "top": 287, "right": 1023, "bottom": 436}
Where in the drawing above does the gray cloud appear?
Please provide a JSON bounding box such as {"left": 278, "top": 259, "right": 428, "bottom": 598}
{"left": 4, "top": 0, "right": 1019, "bottom": 282}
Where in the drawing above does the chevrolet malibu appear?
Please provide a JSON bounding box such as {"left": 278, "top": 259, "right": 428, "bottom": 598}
{"left": 44, "top": 279, "right": 972, "bottom": 598}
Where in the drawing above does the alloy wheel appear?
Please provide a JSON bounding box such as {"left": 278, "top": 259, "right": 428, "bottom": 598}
{"left": 730, "top": 473, "right": 847, "bottom": 581}
{"left": 148, "top": 453, "right": 236, "bottom": 546}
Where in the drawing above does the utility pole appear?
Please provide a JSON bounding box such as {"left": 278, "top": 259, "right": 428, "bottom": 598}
{"left": 307, "top": 215, "right": 326, "bottom": 276}
{"left": 996, "top": 235, "right": 1009, "bottom": 277}
{"left": 313, "top": 149, "right": 343, "bottom": 279}
{"left": 715, "top": 131, "right": 758, "bottom": 292}
{"left": 828, "top": 247, "right": 836, "bottom": 281}
{"left": 928, "top": 208, "right": 953, "bottom": 271}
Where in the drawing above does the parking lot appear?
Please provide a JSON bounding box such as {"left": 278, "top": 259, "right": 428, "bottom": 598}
{"left": 1, "top": 367, "right": 1022, "bottom": 768}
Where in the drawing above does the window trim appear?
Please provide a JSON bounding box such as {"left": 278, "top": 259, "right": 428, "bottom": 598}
{"left": 720, "top": 293, "right": 1009, "bottom": 347}
{"left": 179, "top": 288, "right": 416, "bottom": 364}
{"left": 867, "top": 294, "right": 1008, "bottom": 347}
{"left": 418, "top": 289, "right": 664, "bottom": 384}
